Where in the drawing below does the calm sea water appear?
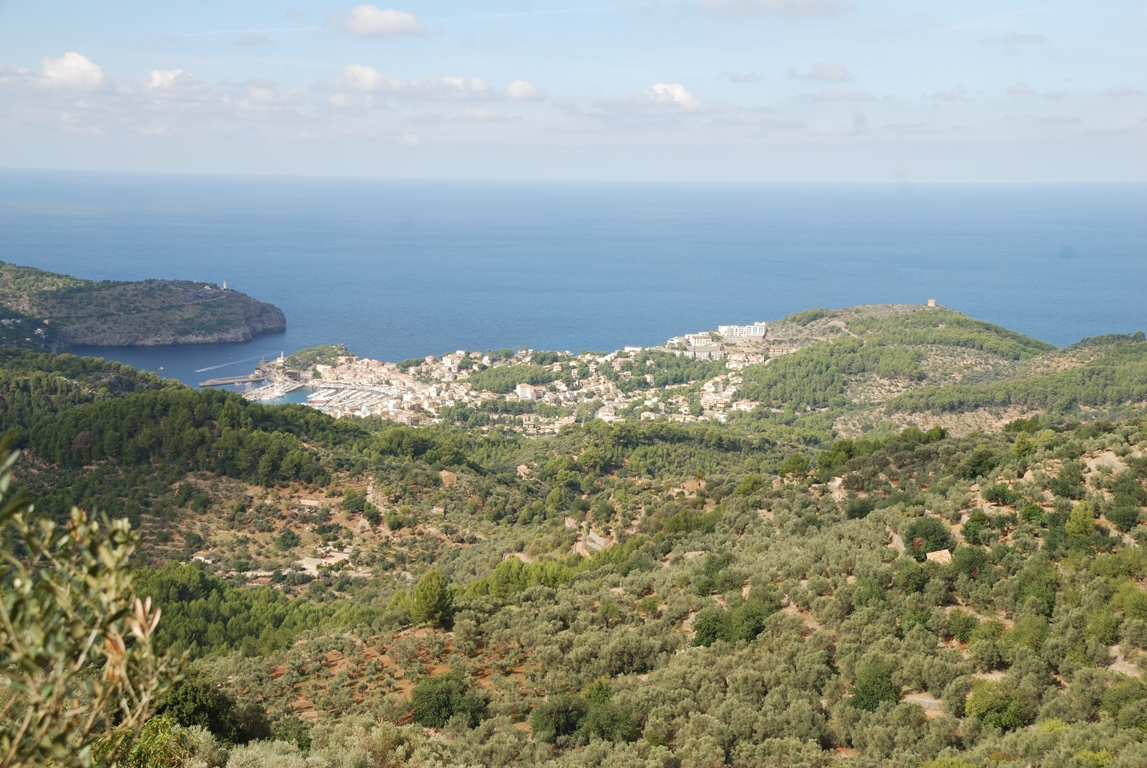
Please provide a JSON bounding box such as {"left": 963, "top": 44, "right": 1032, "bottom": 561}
{"left": 1, "top": 170, "right": 1145, "bottom": 388}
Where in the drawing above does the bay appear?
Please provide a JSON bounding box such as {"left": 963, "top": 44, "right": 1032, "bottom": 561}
{"left": 1, "top": 170, "right": 1144, "bottom": 388}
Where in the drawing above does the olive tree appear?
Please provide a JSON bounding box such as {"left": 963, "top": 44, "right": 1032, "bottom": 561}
{"left": 0, "top": 445, "right": 180, "bottom": 767}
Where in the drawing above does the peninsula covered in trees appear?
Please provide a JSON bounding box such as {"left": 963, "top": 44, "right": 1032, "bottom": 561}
{"left": 3, "top": 304, "right": 1147, "bottom": 768}
{"left": 0, "top": 261, "right": 285, "bottom": 350}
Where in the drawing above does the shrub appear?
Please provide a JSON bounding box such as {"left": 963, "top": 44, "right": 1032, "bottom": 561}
{"left": 1109, "top": 504, "right": 1141, "bottom": 532}
{"left": 275, "top": 529, "right": 300, "bottom": 551}
{"left": 850, "top": 659, "right": 899, "bottom": 711}
{"left": 692, "top": 591, "right": 777, "bottom": 647}
{"left": 958, "top": 448, "right": 998, "bottom": 480}
{"left": 1021, "top": 503, "right": 1044, "bottom": 523}
{"left": 735, "top": 474, "right": 766, "bottom": 497}
{"left": 1050, "top": 461, "right": 1086, "bottom": 500}
{"left": 982, "top": 484, "right": 1019, "bottom": 506}
{"left": 411, "top": 674, "right": 484, "bottom": 728}
{"left": 580, "top": 682, "right": 639, "bottom": 742}
{"left": 947, "top": 610, "right": 979, "bottom": 642}
{"left": 893, "top": 558, "right": 928, "bottom": 593}
{"left": 962, "top": 512, "right": 989, "bottom": 544}
{"left": 779, "top": 452, "right": 811, "bottom": 477}
{"left": 342, "top": 490, "right": 365, "bottom": 514}
{"left": 965, "top": 681, "right": 1027, "bottom": 730}
{"left": 159, "top": 669, "right": 270, "bottom": 744}
{"left": 693, "top": 608, "right": 733, "bottom": 647}
{"left": 902, "top": 517, "right": 954, "bottom": 561}
{"left": 581, "top": 703, "right": 639, "bottom": 743}
{"left": 531, "top": 695, "right": 588, "bottom": 743}
{"left": 951, "top": 546, "right": 989, "bottom": 579}
{"left": 845, "top": 497, "right": 876, "bottom": 519}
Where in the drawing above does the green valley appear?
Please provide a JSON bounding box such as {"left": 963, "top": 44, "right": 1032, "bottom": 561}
{"left": 4, "top": 306, "right": 1147, "bottom": 768}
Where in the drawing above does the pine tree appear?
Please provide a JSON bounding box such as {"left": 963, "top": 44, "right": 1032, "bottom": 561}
{"left": 411, "top": 569, "right": 453, "bottom": 628}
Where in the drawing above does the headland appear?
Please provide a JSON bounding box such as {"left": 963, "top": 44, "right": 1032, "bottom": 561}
{"left": 0, "top": 261, "right": 286, "bottom": 351}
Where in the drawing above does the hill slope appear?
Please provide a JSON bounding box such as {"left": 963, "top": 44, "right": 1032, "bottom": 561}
{"left": 4, "top": 308, "right": 1147, "bottom": 767}
{"left": 716, "top": 305, "right": 1144, "bottom": 442}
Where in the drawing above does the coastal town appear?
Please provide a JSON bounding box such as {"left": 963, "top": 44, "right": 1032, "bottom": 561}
{"left": 208, "top": 320, "right": 803, "bottom": 433}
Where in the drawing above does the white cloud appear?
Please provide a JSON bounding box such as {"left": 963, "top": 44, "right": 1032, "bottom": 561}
{"left": 41, "top": 52, "right": 106, "bottom": 90}
{"left": 506, "top": 80, "right": 545, "bottom": 101}
{"left": 934, "top": 86, "right": 967, "bottom": 102}
{"left": 147, "top": 69, "right": 188, "bottom": 90}
{"left": 0, "top": 63, "right": 36, "bottom": 88}
{"left": 334, "top": 67, "right": 543, "bottom": 103}
{"left": 645, "top": 83, "right": 702, "bottom": 111}
{"left": 1006, "top": 83, "right": 1035, "bottom": 96}
{"left": 334, "top": 5, "right": 425, "bottom": 38}
{"left": 595, "top": 82, "right": 712, "bottom": 117}
{"left": 329, "top": 94, "right": 350, "bottom": 107}
{"left": 2, "top": 59, "right": 331, "bottom": 138}
{"left": 237, "top": 85, "right": 303, "bottom": 107}
{"left": 788, "top": 63, "right": 851, "bottom": 82}
{"left": 398, "top": 133, "right": 420, "bottom": 145}
{"left": 724, "top": 71, "right": 759, "bottom": 83}
{"left": 335, "top": 65, "right": 494, "bottom": 100}
{"left": 1045, "top": 91, "right": 1066, "bottom": 99}
{"left": 336, "top": 64, "right": 391, "bottom": 91}
{"left": 805, "top": 89, "right": 874, "bottom": 101}
{"left": 1103, "top": 86, "right": 1143, "bottom": 97}
{"left": 143, "top": 70, "right": 220, "bottom": 106}
{"left": 701, "top": 0, "right": 851, "bottom": 16}
{"left": 1040, "top": 115, "right": 1080, "bottom": 124}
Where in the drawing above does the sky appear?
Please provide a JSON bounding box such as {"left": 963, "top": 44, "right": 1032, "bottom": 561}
{"left": 0, "top": 1, "right": 1144, "bottom": 181}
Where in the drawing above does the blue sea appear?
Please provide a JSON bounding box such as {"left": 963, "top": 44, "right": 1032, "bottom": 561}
{"left": 1, "top": 170, "right": 1145, "bottom": 389}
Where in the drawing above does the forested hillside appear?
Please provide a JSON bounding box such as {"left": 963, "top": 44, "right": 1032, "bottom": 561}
{"left": 3, "top": 310, "right": 1147, "bottom": 768}
{"left": 722, "top": 306, "right": 1143, "bottom": 445}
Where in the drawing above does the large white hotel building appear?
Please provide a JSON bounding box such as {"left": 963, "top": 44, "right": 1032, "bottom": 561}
{"left": 717, "top": 323, "right": 768, "bottom": 338}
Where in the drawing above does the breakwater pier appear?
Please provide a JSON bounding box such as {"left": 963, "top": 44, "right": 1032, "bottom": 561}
{"left": 198, "top": 373, "right": 268, "bottom": 387}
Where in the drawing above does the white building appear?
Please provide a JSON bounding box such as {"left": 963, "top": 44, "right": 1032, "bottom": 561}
{"left": 515, "top": 383, "right": 544, "bottom": 401}
{"left": 685, "top": 347, "right": 725, "bottom": 361}
{"left": 718, "top": 323, "right": 768, "bottom": 338}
